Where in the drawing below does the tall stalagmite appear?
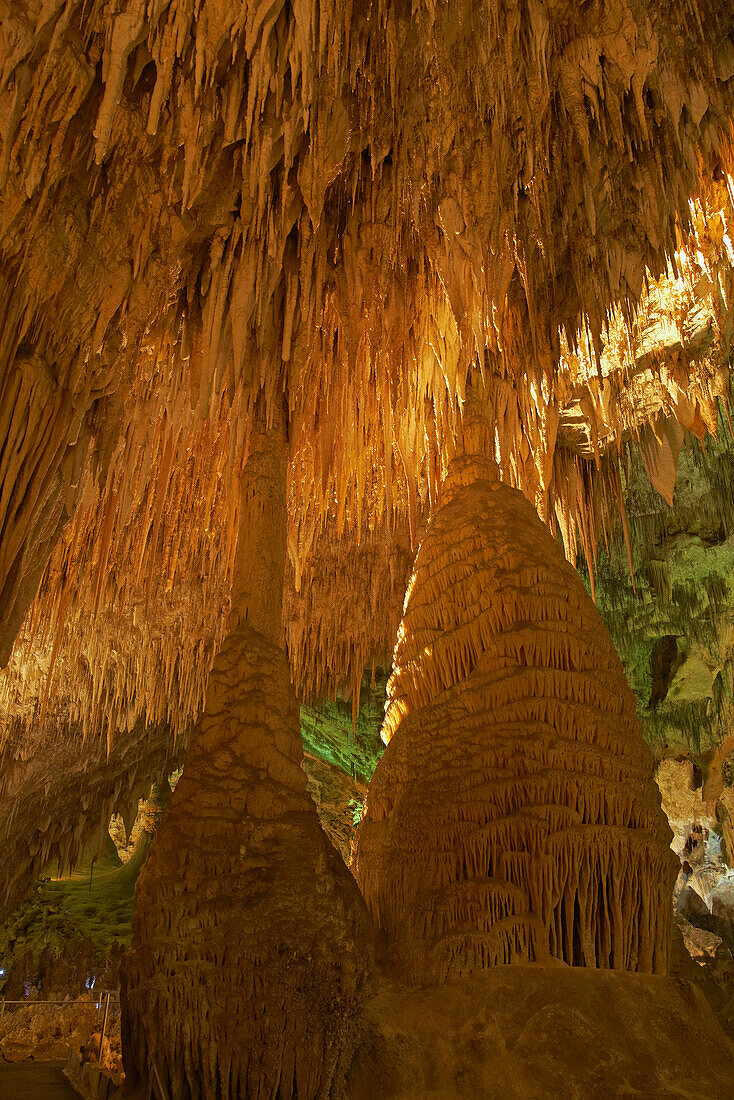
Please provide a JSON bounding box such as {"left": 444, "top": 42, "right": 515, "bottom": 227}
{"left": 121, "top": 396, "right": 372, "bottom": 1100}
{"left": 353, "top": 406, "right": 678, "bottom": 986}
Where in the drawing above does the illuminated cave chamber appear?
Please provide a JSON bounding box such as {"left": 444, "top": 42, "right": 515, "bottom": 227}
{"left": 354, "top": 409, "right": 679, "bottom": 985}
{"left": 3, "top": 0, "right": 734, "bottom": 1094}
{"left": 120, "top": 398, "right": 371, "bottom": 1100}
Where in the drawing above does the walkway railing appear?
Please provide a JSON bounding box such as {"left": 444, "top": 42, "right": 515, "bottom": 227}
{"left": 1, "top": 995, "right": 170, "bottom": 1097}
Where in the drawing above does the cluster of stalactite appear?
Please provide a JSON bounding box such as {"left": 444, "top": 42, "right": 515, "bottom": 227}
{"left": 353, "top": 439, "right": 678, "bottom": 986}
{"left": 0, "top": 4, "right": 732, "bottom": 1094}
{"left": 284, "top": 526, "right": 418, "bottom": 713}
{"left": 0, "top": 392, "right": 238, "bottom": 753}
{"left": 0, "top": 714, "right": 179, "bottom": 915}
{"left": 1, "top": 0, "right": 734, "bottom": 733}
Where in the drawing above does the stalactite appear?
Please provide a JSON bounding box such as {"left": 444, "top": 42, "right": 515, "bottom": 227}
{"left": 2, "top": 1, "right": 734, "bottom": 723}
{"left": 353, "top": 425, "right": 678, "bottom": 986}
{"left": 0, "top": 714, "right": 178, "bottom": 915}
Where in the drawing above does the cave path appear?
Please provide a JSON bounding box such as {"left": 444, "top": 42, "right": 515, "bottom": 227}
{"left": 0, "top": 1062, "right": 80, "bottom": 1098}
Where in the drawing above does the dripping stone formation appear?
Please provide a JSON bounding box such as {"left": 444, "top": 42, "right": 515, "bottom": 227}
{"left": 354, "top": 407, "right": 678, "bottom": 984}
{"left": 120, "top": 399, "right": 372, "bottom": 1098}
{"left": 1, "top": 0, "right": 734, "bottom": 1097}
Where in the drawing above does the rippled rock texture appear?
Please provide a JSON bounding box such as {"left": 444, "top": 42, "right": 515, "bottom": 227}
{"left": 355, "top": 450, "right": 677, "bottom": 984}
{"left": 121, "top": 401, "right": 372, "bottom": 1099}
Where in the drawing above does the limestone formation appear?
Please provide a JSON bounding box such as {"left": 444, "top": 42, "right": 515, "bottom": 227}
{"left": 1, "top": 1, "right": 734, "bottom": 1093}
{"left": 354, "top": 440, "right": 678, "bottom": 984}
{"left": 120, "top": 399, "right": 372, "bottom": 1099}
{"left": 2, "top": 0, "right": 734, "bottom": 750}
{"left": 346, "top": 966, "right": 734, "bottom": 1099}
{"left": 0, "top": 714, "right": 179, "bottom": 915}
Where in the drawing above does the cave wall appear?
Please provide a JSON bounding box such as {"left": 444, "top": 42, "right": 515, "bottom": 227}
{"left": 589, "top": 418, "right": 734, "bottom": 759}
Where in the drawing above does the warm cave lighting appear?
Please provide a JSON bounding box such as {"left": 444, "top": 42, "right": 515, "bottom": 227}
{"left": 1, "top": 1, "right": 734, "bottom": 1097}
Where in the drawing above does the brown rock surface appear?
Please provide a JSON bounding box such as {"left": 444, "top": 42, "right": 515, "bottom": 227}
{"left": 302, "top": 752, "right": 367, "bottom": 864}
{"left": 676, "top": 916, "right": 723, "bottom": 961}
{"left": 0, "top": 999, "right": 102, "bottom": 1067}
{"left": 355, "top": 442, "right": 677, "bottom": 983}
{"left": 120, "top": 399, "right": 373, "bottom": 1099}
{"left": 346, "top": 966, "right": 734, "bottom": 1100}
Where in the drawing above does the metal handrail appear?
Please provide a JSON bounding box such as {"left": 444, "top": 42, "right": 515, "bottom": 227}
{"left": 0, "top": 998, "right": 117, "bottom": 1005}
{"left": 0, "top": 996, "right": 167, "bottom": 1096}
{"left": 0, "top": 993, "right": 121, "bottom": 1048}
{"left": 148, "top": 1054, "right": 170, "bottom": 1100}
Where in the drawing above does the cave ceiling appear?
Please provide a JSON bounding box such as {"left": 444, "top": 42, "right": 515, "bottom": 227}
{"left": 1, "top": 0, "right": 734, "bottom": 903}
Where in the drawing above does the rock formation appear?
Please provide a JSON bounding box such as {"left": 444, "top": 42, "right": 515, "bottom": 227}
{"left": 0, "top": 715, "right": 179, "bottom": 915}
{"left": 354, "top": 412, "right": 678, "bottom": 984}
{"left": 346, "top": 965, "right": 734, "bottom": 1099}
{"left": 2, "top": 0, "right": 734, "bottom": 748}
{"left": 1, "top": 0, "right": 734, "bottom": 1094}
{"left": 120, "top": 397, "right": 372, "bottom": 1099}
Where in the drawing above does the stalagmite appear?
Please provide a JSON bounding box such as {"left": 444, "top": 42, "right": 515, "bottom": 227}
{"left": 353, "top": 401, "right": 678, "bottom": 986}
{"left": 120, "top": 396, "right": 372, "bottom": 1100}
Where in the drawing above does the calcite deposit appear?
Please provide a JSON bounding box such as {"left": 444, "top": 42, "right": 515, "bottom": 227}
{"left": 1, "top": 0, "right": 734, "bottom": 1095}
{"left": 2, "top": 0, "right": 734, "bottom": 750}
{"left": 346, "top": 966, "right": 734, "bottom": 1099}
{"left": 354, "top": 421, "right": 678, "bottom": 983}
{"left": 120, "top": 399, "right": 371, "bottom": 1098}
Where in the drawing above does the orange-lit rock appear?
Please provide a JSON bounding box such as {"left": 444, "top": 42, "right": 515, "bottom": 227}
{"left": 120, "top": 399, "right": 372, "bottom": 1098}
{"left": 1, "top": 1, "right": 734, "bottom": 1095}
{"left": 354, "top": 434, "right": 678, "bottom": 984}
{"left": 346, "top": 966, "right": 734, "bottom": 1098}
{"left": 2, "top": 0, "right": 734, "bottom": 738}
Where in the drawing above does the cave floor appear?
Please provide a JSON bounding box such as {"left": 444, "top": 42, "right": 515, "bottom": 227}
{"left": 347, "top": 964, "right": 734, "bottom": 1098}
{"left": 0, "top": 1062, "right": 80, "bottom": 1099}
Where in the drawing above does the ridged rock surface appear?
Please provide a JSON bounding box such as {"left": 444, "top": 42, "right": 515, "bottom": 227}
{"left": 121, "top": 626, "right": 372, "bottom": 1099}
{"left": 120, "top": 401, "right": 373, "bottom": 1100}
{"left": 2, "top": 1, "right": 734, "bottom": 913}
{"left": 354, "top": 454, "right": 678, "bottom": 985}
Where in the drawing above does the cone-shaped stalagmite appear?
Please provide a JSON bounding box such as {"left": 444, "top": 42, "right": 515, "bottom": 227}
{"left": 353, "top": 404, "right": 678, "bottom": 986}
{"left": 121, "top": 396, "right": 372, "bottom": 1099}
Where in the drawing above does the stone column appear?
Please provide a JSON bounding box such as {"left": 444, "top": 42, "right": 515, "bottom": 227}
{"left": 121, "top": 394, "right": 372, "bottom": 1099}
{"left": 353, "top": 401, "right": 677, "bottom": 985}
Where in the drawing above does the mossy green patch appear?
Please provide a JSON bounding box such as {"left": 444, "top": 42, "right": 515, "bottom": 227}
{"left": 581, "top": 407, "right": 734, "bottom": 759}
{"left": 0, "top": 835, "right": 148, "bottom": 985}
{"left": 299, "top": 669, "right": 387, "bottom": 782}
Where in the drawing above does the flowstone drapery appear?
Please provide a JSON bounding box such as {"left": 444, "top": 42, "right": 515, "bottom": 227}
{"left": 120, "top": 399, "right": 372, "bottom": 1100}
{"left": 353, "top": 439, "right": 678, "bottom": 986}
